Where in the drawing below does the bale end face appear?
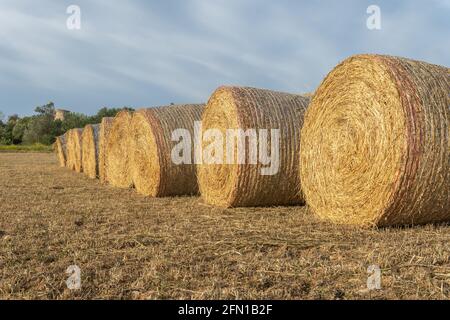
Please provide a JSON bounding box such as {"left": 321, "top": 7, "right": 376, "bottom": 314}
{"left": 197, "top": 88, "right": 240, "bottom": 207}
{"left": 81, "top": 124, "right": 100, "bottom": 179}
{"left": 198, "top": 86, "right": 310, "bottom": 208}
{"left": 130, "top": 104, "right": 204, "bottom": 197}
{"left": 99, "top": 117, "right": 114, "bottom": 184}
{"left": 105, "top": 111, "right": 134, "bottom": 188}
{"left": 55, "top": 135, "right": 67, "bottom": 167}
{"left": 66, "top": 128, "right": 84, "bottom": 172}
{"left": 300, "top": 54, "right": 450, "bottom": 227}
{"left": 130, "top": 110, "right": 161, "bottom": 196}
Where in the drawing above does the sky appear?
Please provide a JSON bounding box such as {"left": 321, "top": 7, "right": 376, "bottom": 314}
{"left": 0, "top": 0, "right": 449, "bottom": 118}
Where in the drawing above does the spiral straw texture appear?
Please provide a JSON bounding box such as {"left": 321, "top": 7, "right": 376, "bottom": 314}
{"left": 300, "top": 54, "right": 450, "bottom": 227}
{"left": 54, "top": 134, "right": 67, "bottom": 167}
{"left": 81, "top": 124, "right": 100, "bottom": 179}
{"left": 98, "top": 117, "right": 114, "bottom": 184}
{"left": 66, "top": 128, "right": 83, "bottom": 172}
{"left": 105, "top": 111, "right": 134, "bottom": 188}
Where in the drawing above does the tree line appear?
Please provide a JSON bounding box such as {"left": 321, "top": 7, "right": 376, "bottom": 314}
{"left": 0, "top": 102, "right": 133, "bottom": 145}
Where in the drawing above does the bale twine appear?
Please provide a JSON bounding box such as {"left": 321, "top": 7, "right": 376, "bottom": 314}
{"left": 66, "top": 128, "right": 83, "bottom": 172}
{"left": 81, "top": 124, "right": 100, "bottom": 179}
{"left": 197, "top": 86, "right": 310, "bottom": 207}
{"left": 54, "top": 134, "right": 67, "bottom": 167}
{"left": 105, "top": 110, "right": 134, "bottom": 188}
{"left": 300, "top": 54, "right": 450, "bottom": 227}
{"left": 98, "top": 117, "right": 114, "bottom": 184}
{"left": 130, "top": 104, "right": 204, "bottom": 197}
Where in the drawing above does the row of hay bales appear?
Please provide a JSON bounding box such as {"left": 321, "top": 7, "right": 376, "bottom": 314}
{"left": 54, "top": 54, "right": 449, "bottom": 228}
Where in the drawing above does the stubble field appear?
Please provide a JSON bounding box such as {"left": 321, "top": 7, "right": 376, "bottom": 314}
{"left": 0, "top": 152, "right": 449, "bottom": 299}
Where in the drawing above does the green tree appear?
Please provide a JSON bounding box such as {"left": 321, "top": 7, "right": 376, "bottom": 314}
{"left": 89, "top": 106, "right": 133, "bottom": 124}
{"left": 59, "top": 107, "right": 133, "bottom": 132}
{"left": 0, "top": 111, "right": 4, "bottom": 144}
{"left": 1, "top": 105, "right": 135, "bottom": 146}
{"left": 20, "top": 102, "right": 59, "bottom": 145}
{"left": 61, "top": 112, "right": 90, "bottom": 132}
{"left": 35, "top": 102, "right": 55, "bottom": 117}
{"left": 12, "top": 117, "right": 31, "bottom": 143}
{"left": 22, "top": 115, "right": 56, "bottom": 145}
{"left": 2, "top": 114, "right": 20, "bottom": 144}
{"left": 0, "top": 124, "right": 4, "bottom": 145}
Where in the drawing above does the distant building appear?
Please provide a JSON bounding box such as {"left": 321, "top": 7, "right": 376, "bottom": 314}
{"left": 54, "top": 109, "right": 70, "bottom": 121}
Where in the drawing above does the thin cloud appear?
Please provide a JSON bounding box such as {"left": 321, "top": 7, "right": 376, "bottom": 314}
{"left": 0, "top": 0, "right": 448, "bottom": 116}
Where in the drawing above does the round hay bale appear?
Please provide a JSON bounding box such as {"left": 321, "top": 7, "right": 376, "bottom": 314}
{"left": 54, "top": 134, "right": 67, "bottom": 167}
{"left": 130, "top": 104, "right": 204, "bottom": 197}
{"left": 106, "top": 110, "right": 133, "bottom": 188}
{"left": 98, "top": 117, "right": 114, "bottom": 184}
{"left": 300, "top": 54, "right": 450, "bottom": 227}
{"left": 197, "top": 86, "right": 310, "bottom": 207}
{"left": 66, "top": 128, "right": 83, "bottom": 172}
{"left": 65, "top": 129, "right": 73, "bottom": 169}
{"left": 64, "top": 129, "right": 73, "bottom": 169}
{"left": 81, "top": 124, "right": 100, "bottom": 179}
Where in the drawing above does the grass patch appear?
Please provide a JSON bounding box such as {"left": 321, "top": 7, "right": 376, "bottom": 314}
{"left": 0, "top": 143, "right": 53, "bottom": 153}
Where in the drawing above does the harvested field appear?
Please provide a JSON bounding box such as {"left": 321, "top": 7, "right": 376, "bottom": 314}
{"left": 1, "top": 152, "right": 450, "bottom": 300}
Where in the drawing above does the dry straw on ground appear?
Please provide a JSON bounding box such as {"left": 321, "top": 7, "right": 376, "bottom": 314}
{"left": 98, "top": 117, "right": 114, "bottom": 184}
{"left": 5, "top": 153, "right": 450, "bottom": 300}
{"left": 300, "top": 54, "right": 450, "bottom": 227}
{"left": 197, "top": 86, "right": 310, "bottom": 207}
{"left": 81, "top": 124, "right": 100, "bottom": 179}
{"left": 54, "top": 134, "right": 67, "bottom": 167}
{"left": 106, "top": 110, "right": 134, "bottom": 188}
{"left": 130, "top": 104, "right": 204, "bottom": 197}
{"left": 66, "top": 128, "right": 84, "bottom": 172}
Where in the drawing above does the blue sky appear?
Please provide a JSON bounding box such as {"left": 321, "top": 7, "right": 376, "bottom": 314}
{"left": 0, "top": 0, "right": 449, "bottom": 117}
